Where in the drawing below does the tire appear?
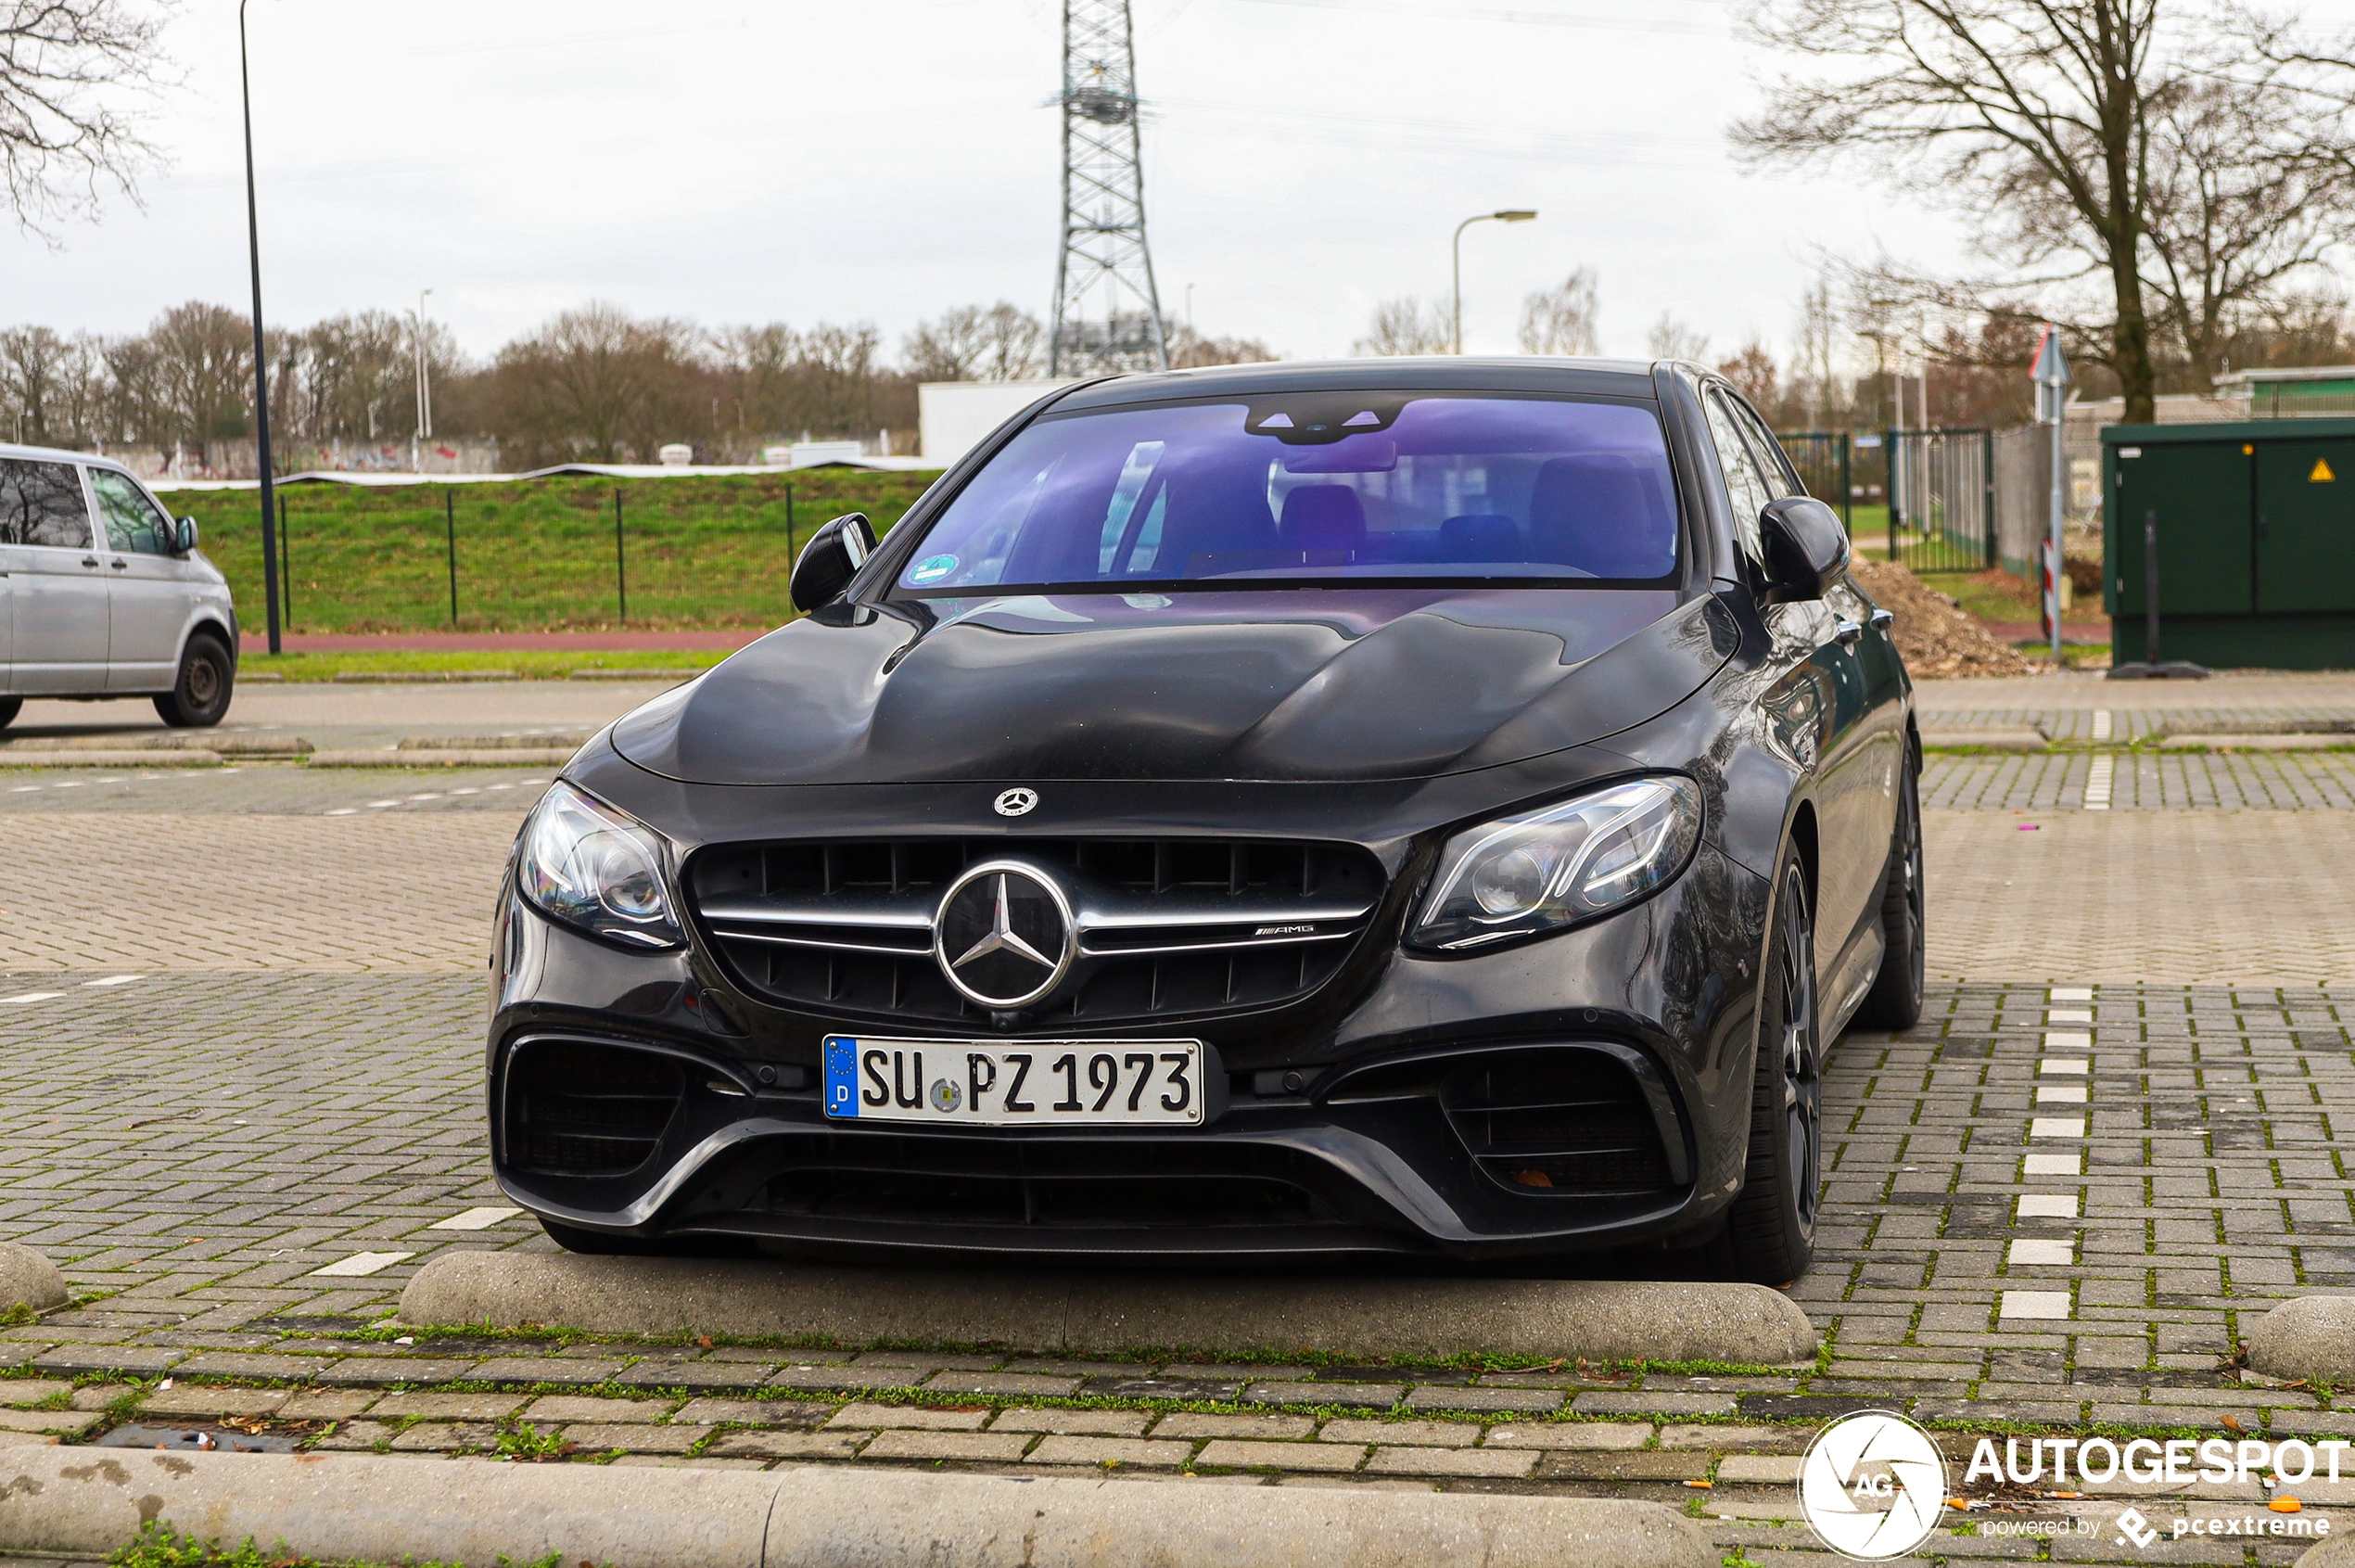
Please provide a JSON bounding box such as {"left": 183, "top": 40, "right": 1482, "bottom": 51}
{"left": 153, "top": 634, "right": 234, "bottom": 728}
{"left": 1719, "top": 853, "right": 1821, "bottom": 1286}
{"left": 1852, "top": 746, "right": 1926, "bottom": 1031}
{"left": 0, "top": 697, "right": 19, "bottom": 733}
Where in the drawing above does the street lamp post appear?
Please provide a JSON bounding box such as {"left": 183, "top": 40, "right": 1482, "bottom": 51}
{"left": 411, "top": 288, "right": 433, "bottom": 473}
{"left": 238, "top": 0, "right": 282, "bottom": 655}
{"left": 1452, "top": 209, "right": 1536, "bottom": 354}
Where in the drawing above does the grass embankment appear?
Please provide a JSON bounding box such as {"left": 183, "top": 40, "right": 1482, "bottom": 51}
{"left": 175, "top": 470, "right": 936, "bottom": 636}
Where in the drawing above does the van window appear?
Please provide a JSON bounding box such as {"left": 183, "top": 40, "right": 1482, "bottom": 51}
{"left": 90, "top": 470, "right": 172, "bottom": 555}
{"left": 0, "top": 458, "right": 93, "bottom": 550}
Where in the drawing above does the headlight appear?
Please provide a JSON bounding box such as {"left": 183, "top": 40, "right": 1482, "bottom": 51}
{"left": 1408, "top": 777, "right": 1701, "bottom": 951}
{"left": 516, "top": 782, "right": 684, "bottom": 949}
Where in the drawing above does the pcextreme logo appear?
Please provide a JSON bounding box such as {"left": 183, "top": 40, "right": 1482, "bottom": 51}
{"left": 1798, "top": 1410, "right": 1949, "bottom": 1561}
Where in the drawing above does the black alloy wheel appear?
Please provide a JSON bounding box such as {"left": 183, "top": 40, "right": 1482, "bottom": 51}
{"left": 154, "top": 635, "right": 233, "bottom": 728}
{"left": 1721, "top": 854, "right": 1820, "bottom": 1285}
{"left": 1853, "top": 747, "right": 1926, "bottom": 1030}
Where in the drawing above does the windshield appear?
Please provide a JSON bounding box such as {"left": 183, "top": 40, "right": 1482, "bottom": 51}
{"left": 894, "top": 393, "right": 1682, "bottom": 593}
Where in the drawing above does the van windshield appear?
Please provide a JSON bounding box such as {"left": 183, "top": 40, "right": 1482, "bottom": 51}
{"left": 893, "top": 393, "right": 1682, "bottom": 594}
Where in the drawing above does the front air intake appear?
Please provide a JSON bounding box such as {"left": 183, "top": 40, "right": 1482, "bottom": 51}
{"left": 505, "top": 1040, "right": 682, "bottom": 1177}
{"left": 1441, "top": 1048, "right": 1677, "bottom": 1195}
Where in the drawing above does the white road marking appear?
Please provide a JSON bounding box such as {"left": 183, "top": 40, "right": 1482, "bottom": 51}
{"left": 2083, "top": 754, "right": 2115, "bottom": 809}
{"left": 2044, "top": 1031, "right": 2093, "bottom": 1051}
{"left": 325, "top": 808, "right": 359, "bottom": 816}
{"left": 428, "top": 1206, "right": 526, "bottom": 1231}
{"left": 83, "top": 975, "right": 144, "bottom": 988}
{"left": 2035, "top": 1084, "right": 2088, "bottom": 1105}
{"left": 308, "top": 1251, "right": 414, "bottom": 1278}
{"left": 2018, "top": 1194, "right": 2081, "bottom": 1218}
{"left": 2024, "top": 1153, "right": 2082, "bottom": 1177}
{"left": 407, "top": 794, "right": 442, "bottom": 801}
{"left": 451, "top": 788, "right": 480, "bottom": 797}
{"left": 366, "top": 800, "right": 400, "bottom": 809}
{"left": 2050, "top": 987, "right": 2094, "bottom": 1001}
{"left": 2047, "top": 1008, "right": 2094, "bottom": 1023}
{"left": 2008, "top": 1239, "right": 2076, "bottom": 1266}
{"left": 0, "top": 992, "right": 64, "bottom": 1004}
{"left": 52, "top": 782, "right": 84, "bottom": 790}
{"left": 1998, "top": 1290, "right": 2073, "bottom": 1320}
{"left": 8, "top": 786, "right": 38, "bottom": 793}
{"left": 2090, "top": 708, "right": 2114, "bottom": 743}
{"left": 487, "top": 784, "right": 515, "bottom": 791}
{"left": 2040, "top": 1059, "right": 2090, "bottom": 1076}
{"left": 2029, "top": 1116, "right": 2086, "bottom": 1139}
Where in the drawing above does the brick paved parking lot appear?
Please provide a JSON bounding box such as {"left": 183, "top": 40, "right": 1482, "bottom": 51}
{"left": 6, "top": 677, "right": 2355, "bottom": 1564}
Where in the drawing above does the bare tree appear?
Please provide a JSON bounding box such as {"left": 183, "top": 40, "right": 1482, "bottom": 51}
{"left": 1793, "top": 275, "right": 1846, "bottom": 425}
{"left": 901, "top": 302, "right": 1045, "bottom": 382}
{"left": 489, "top": 301, "right": 694, "bottom": 464}
{"left": 1732, "top": 0, "right": 2268, "bottom": 424}
{"left": 1716, "top": 340, "right": 1782, "bottom": 411}
{"left": 1518, "top": 269, "right": 1601, "bottom": 356}
{"left": 1647, "top": 313, "right": 1710, "bottom": 363}
{"left": 1354, "top": 297, "right": 1452, "bottom": 357}
{"left": 1, "top": 0, "right": 169, "bottom": 236}
{"left": 1165, "top": 324, "right": 1277, "bottom": 369}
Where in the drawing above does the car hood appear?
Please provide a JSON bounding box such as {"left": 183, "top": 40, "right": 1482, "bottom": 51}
{"left": 612, "top": 589, "right": 1737, "bottom": 786}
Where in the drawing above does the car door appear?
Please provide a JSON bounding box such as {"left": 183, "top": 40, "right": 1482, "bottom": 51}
{"left": 1702, "top": 388, "right": 1878, "bottom": 964}
{"left": 0, "top": 455, "right": 109, "bottom": 694}
{"left": 86, "top": 467, "right": 192, "bottom": 691}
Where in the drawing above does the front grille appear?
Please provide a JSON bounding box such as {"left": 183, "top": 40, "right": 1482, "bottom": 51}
{"left": 757, "top": 1133, "right": 1327, "bottom": 1229}
{"left": 1441, "top": 1049, "right": 1676, "bottom": 1195}
{"left": 689, "top": 836, "right": 1385, "bottom": 1025}
{"left": 505, "top": 1040, "right": 683, "bottom": 1177}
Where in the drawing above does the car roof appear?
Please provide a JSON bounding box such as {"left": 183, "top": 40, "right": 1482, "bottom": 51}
{"left": 0, "top": 441, "right": 131, "bottom": 470}
{"left": 1050, "top": 356, "right": 1667, "bottom": 411}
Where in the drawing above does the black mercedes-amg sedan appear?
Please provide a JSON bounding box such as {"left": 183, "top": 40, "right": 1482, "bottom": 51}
{"left": 489, "top": 358, "right": 1920, "bottom": 1284}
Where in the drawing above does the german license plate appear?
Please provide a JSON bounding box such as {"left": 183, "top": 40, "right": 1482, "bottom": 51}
{"left": 822, "top": 1036, "right": 1203, "bottom": 1127}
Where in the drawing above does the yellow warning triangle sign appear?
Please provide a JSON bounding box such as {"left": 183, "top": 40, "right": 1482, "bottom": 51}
{"left": 2313, "top": 458, "right": 2337, "bottom": 482}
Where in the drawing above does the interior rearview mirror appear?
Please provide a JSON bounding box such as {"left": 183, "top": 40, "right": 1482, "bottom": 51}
{"left": 172, "top": 516, "right": 199, "bottom": 555}
{"left": 790, "top": 513, "right": 876, "bottom": 612}
{"left": 1758, "top": 497, "right": 1849, "bottom": 605}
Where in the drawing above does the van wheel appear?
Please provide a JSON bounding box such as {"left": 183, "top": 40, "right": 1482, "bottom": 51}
{"left": 154, "top": 636, "right": 234, "bottom": 728}
{"left": 0, "top": 697, "right": 19, "bottom": 733}
{"left": 1717, "top": 852, "right": 1820, "bottom": 1286}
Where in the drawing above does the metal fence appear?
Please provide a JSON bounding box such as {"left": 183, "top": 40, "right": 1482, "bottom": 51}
{"left": 1885, "top": 427, "right": 1995, "bottom": 572}
{"left": 1775, "top": 431, "right": 1852, "bottom": 526}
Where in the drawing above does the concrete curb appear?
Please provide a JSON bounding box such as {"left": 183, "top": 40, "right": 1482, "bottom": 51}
{"left": 329, "top": 670, "right": 520, "bottom": 683}
{"left": 2162, "top": 733, "right": 2355, "bottom": 751}
{"left": 1922, "top": 727, "right": 2046, "bottom": 751}
{"left": 399, "top": 1253, "right": 1819, "bottom": 1364}
{"left": 2298, "top": 1533, "right": 2355, "bottom": 1566}
{"left": 0, "top": 750, "right": 221, "bottom": 768}
{"left": 306, "top": 748, "right": 573, "bottom": 767}
{"left": 0, "top": 1447, "right": 1716, "bottom": 1568}
{"left": 2246, "top": 1295, "right": 2355, "bottom": 1383}
{"left": 0, "top": 1242, "right": 67, "bottom": 1312}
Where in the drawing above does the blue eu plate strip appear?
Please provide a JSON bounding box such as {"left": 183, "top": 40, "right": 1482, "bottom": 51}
{"left": 822, "top": 1036, "right": 860, "bottom": 1119}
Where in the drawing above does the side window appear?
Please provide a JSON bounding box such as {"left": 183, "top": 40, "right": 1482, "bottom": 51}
{"left": 1727, "top": 397, "right": 1800, "bottom": 500}
{"left": 0, "top": 458, "right": 94, "bottom": 551}
{"left": 90, "top": 470, "right": 172, "bottom": 556}
{"left": 1702, "top": 390, "right": 1771, "bottom": 560}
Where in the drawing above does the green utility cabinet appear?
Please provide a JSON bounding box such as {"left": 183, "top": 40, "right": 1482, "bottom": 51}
{"left": 2106, "top": 418, "right": 2355, "bottom": 668}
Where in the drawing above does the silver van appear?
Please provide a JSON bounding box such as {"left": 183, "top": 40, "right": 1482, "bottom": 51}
{"left": 0, "top": 444, "right": 238, "bottom": 731}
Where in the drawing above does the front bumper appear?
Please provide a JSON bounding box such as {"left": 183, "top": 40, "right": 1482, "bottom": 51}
{"left": 487, "top": 834, "right": 1770, "bottom": 1261}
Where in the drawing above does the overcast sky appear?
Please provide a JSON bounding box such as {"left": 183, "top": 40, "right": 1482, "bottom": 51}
{"left": 0, "top": 0, "right": 2116, "bottom": 367}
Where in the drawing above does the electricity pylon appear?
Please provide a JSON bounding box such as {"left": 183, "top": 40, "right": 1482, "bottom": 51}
{"left": 1049, "top": 0, "right": 1168, "bottom": 376}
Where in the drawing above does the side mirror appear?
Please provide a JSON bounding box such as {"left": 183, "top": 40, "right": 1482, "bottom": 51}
{"left": 1758, "top": 497, "right": 1848, "bottom": 605}
{"left": 172, "top": 516, "right": 199, "bottom": 555}
{"left": 789, "top": 512, "right": 876, "bottom": 612}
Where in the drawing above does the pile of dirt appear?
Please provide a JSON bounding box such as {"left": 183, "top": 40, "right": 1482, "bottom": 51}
{"left": 1848, "top": 556, "right": 2041, "bottom": 679}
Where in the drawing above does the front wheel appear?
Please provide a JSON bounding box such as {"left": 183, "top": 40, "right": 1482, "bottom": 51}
{"left": 153, "top": 636, "right": 234, "bottom": 728}
{"left": 1717, "top": 853, "right": 1821, "bottom": 1286}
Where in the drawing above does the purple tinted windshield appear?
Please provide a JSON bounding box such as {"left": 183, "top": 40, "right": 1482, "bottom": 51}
{"left": 897, "top": 395, "right": 1681, "bottom": 593}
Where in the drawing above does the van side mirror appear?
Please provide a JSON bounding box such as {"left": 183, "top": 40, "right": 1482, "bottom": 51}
{"left": 172, "top": 516, "right": 199, "bottom": 555}
{"left": 789, "top": 513, "right": 876, "bottom": 612}
{"left": 1758, "top": 497, "right": 1849, "bottom": 605}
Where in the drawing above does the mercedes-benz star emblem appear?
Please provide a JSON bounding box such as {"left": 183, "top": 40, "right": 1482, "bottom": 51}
{"left": 993, "top": 788, "right": 1039, "bottom": 817}
{"left": 933, "top": 860, "right": 1076, "bottom": 1009}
